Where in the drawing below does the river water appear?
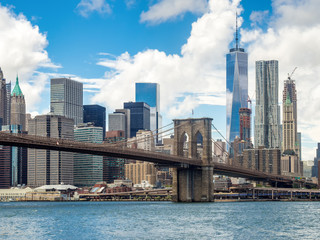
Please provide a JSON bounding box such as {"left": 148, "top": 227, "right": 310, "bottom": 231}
{"left": 0, "top": 201, "right": 319, "bottom": 240}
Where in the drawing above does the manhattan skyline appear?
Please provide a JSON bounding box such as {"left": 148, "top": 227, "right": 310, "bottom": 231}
{"left": 0, "top": 0, "right": 319, "bottom": 160}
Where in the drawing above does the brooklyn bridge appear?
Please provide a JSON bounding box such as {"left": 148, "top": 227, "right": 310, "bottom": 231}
{"left": 0, "top": 118, "right": 311, "bottom": 202}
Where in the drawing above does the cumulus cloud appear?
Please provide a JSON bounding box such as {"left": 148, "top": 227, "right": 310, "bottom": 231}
{"left": 241, "top": 0, "right": 320, "bottom": 159}
{"left": 92, "top": 0, "right": 241, "bottom": 119}
{"left": 140, "top": 0, "right": 209, "bottom": 24}
{"left": 76, "top": 0, "right": 111, "bottom": 18}
{"left": 0, "top": 5, "right": 57, "bottom": 113}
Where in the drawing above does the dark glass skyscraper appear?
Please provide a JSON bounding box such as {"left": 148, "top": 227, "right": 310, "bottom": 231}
{"left": 83, "top": 104, "right": 106, "bottom": 139}
{"left": 226, "top": 25, "right": 248, "bottom": 145}
{"left": 135, "top": 83, "right": 162, "bottom": 143}
{"left": 124, "top": 102, "right": 150, "bottom": 138}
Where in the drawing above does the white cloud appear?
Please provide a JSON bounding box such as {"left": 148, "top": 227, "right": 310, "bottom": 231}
{"left": 140, "top": 0, "right": 208, "bottom": 24}
{"left": 76, "top": 0, "right": 111, "bottom": 18}
{"left": 0, "top": 5, "right": 57, "bottom": 113}
{"left": 249, "top": 10, "right": 269, "bottom": 27}
{"left": 92, "top": 0, "right": 241, "bottom": 117}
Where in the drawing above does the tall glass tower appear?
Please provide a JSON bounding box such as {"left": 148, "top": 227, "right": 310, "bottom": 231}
{"left": 226, "top": 21, "right": 248, "bottom": 145}
{"left": 135, "top": 83, "right": 162, "bottom": 143}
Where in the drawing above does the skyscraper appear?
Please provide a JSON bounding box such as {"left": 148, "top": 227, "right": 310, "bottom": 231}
{"left": 11, "top": 75, "right": 26, "bottom": 131}
{"left": 282, "top": 76, "right": 298, "bottom": 156}
{"left": 226, "top": 21, "right": 248, "bottom": 145}
{"left": 254, "top": 60, "right": 281, "bottom": 148}
{"left": 27, "top": 114, "right": 74, "bottom": 187}
{"left": 124, "top": 102, "right": 150, "bottom": 138}
{"left": 0, "top": 68, "right": 10, "bottom": 126}
{"left": 74, "top": 123, "right": 103, "bottom": 187}
{"left": 135, "top": 83, "right": 162, "bottom": 143}
{"left": 83, "top": 104, "right": 106, "bottom": 139}
{"left": 50, "top": 78, "right": 83, "bottom": 125}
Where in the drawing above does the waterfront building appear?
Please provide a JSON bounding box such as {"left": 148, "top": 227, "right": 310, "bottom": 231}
{"left": 226, "top": 21, "right": 248, "bottom": 145}
{"left": 0, "top": 145, "right": 11, "bottom": 189}
{"left": 74, "top": 123, "right": 103, "bottom": 187}
{"left": 125, "top": 161, "right": 156, "bottom": 186}
{"left": 135, "top": 83, "right": 162, "bottom": 143}
{"left": 83, "top": 105, "right": 106, "bottom": 139}
{"left": 254, "top": 60, "right": 281, "bottom": 148}
{"left": 1, "top": 125, "right": 27, "bottom": 187}
{"left": 242, "top": 147, "right": 281, "bottom": 175}
{"left": 50, "top": 78, "right": 83, "bottom": 126}
{"left": 104, "top": 131, "right": 127, "bottom": 183}
{"left": 124, "top": 102, "right": 150, "bottom": 138}
{"left": 11, "top": 75, "right": 26, "bottom": 131}
{"left": 312, "top": 143, "right": 320, "bottom": 177}
{"left": 27, "top": 114, "right": 74, "bottom": 187}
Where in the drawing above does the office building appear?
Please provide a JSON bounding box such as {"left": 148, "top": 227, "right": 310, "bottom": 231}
{"left": 297, "top": 132, "right": 301, "bottom": 161}
{"left": 74, "top": 123, "right": 103, "bottom": 187}
{"left": 0, "top": 68, "right": 10, "bottom": 126}
{"left": 281, "top": 154, "right": 301, "bottom": 177}
{"left": 226, "top": 21, "right": 248, "bottom": 145}
{"left": 124, "top": 102, "right": 150, "bottom": 138}
{"left": 254, "top": 60, "right": 281, "bottom": 148}
{"left": 282, "top": 76, "right": 299, "bottom": 155}
{"left": 239, "top": 108, "right": 251, "bottom": 148}
{"left": 0, "top": 145, "right": 11, "bottom": 189}
{"left": 50, "top": 78, "right": 83, "bottom": 125}
{"left": 125, "top": 161, "right": 157, "bottom": 186}
{"left": 312, "top": 143, "right": 320, "bottom": 177}
{"left": 1, "top": 125, "right": 27, "bottom": 187}
{"left": 213, "top": 139, "right": 227, "bottom": 163}
{"left": 11, "top": 75, "right": 26, "bottom": 131}
{"left": 242, "top": 147, "right": 281, "bottom": 175}
{"left": 83, "top": 104, "right": 106, "bottom": 139}
{"left": 108, "top": 112, "right": 126, "bottom": 134}
{"left": 135, "top": 83, "right": 162, "bottom": 143}
{"left": 27, "top": 114, "right": 74, "bottom": 187}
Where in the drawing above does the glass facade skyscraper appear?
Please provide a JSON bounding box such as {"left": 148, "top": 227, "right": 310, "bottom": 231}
{"left": 74, "top": 124, "right": 103, "bottom": 187}
{"left": 135, "top": 83, "right": 162, "bottom": 143}
{"left": 254, "top": 60, "right": 281, "bottom": 149}
{"left": 83, "top": 104, "right": 106, "bottom": 139}
{"left": 124, "top": 102, "right": 150, "bottom": 138}
{"left": 226, "top": 46, "right": 248, "bottom": 145}
{"left": 50, "top": 78, "right": 83, "bottom": 126}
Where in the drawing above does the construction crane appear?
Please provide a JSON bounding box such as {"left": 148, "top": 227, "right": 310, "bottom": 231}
{"left": 288, "top": 67, "right": 297, "bottom": 80}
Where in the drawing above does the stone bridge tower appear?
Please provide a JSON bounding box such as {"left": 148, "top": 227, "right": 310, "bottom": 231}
{"left": 172, "top": 118, "right": 214, "bottom": 202}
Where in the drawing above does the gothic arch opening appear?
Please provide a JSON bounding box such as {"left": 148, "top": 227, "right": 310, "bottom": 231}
{"left": 195, "top": 131, "right": 203, "bottom": 160}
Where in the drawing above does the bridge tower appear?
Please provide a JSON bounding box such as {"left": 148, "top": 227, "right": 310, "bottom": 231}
{"left": 172, "top": 118, "right": 214, "bottom": 202}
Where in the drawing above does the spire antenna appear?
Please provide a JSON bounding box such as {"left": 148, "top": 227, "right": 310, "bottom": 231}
{"left": 236, "top": 13, "right": 239, "bottom": 50}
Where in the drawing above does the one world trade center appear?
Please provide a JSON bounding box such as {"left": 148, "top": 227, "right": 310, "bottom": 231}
{"left": 226, "top": 19, "right": 248, "bottom": 146}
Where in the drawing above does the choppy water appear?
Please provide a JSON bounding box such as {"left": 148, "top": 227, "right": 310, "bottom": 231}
{"left": 0, "top": 201, "right": 320, "bottom": 240}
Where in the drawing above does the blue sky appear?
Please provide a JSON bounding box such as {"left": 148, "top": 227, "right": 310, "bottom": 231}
{"left": 0, "top": 0, "right": 320, "bottom": 160}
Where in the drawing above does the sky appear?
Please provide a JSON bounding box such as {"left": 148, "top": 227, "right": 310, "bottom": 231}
{"left": 0, "top": 0, "right": 319, "bottom": 161}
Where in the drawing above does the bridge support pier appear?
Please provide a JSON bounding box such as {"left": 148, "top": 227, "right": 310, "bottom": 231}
{"left": 172, "top": 166, "right": 214, "bottom": 202}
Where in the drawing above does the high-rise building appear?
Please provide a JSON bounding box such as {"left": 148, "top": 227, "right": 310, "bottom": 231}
{"left": 297, "top": 132, "right": 302, "bottom": 161}
{"left": 27, "top": 114, "right": 74, "bottom": 187}
{"left": 50, "top": 78, "right": 83, "bottom": 126}
{"left": 124, "top": 102, "right": 150, "bottom": 138}
{"left": 135, "top": 83, "right": 162, "bottom": 143}
{"left": 282, "top": 76, "right": 298, "bottom": 155}
{"left": 1, "top": 125, "right": 28, "bottom": 187}
{"left": 74, "top": 123, "right": 103, "bottom": 187}
{"left": 125, "top": 161, "right": 157, "bottom": 186}
{"left": 0, "top": 68, "right": 10, "bottom": 126}
{"left": 0, "top": 145, "right": 11, "bottom": 189}
{"left": 83, "top": 105, "right": 106, "bottom": 139}
{"left": 11, "top": 75, "right": 26, "bottom": 131}
{"left": 239, "top": 108, "right": 251, "bottom": 148}
{"left": 312, "top": 143, "right": 320, "bottom": 177}
{"left": 226, "top": 21, "right": 248, "bottom": 145}
{"left": 254, "top": 60, "right": 281, "bottom": 148}
{"left": 108, "top": 112, "right": 126, "bottom": 134}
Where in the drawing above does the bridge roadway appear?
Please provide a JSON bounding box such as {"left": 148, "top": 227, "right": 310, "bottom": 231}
{"left": 0, "top": 132, "right": 300, "bottom": 185}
